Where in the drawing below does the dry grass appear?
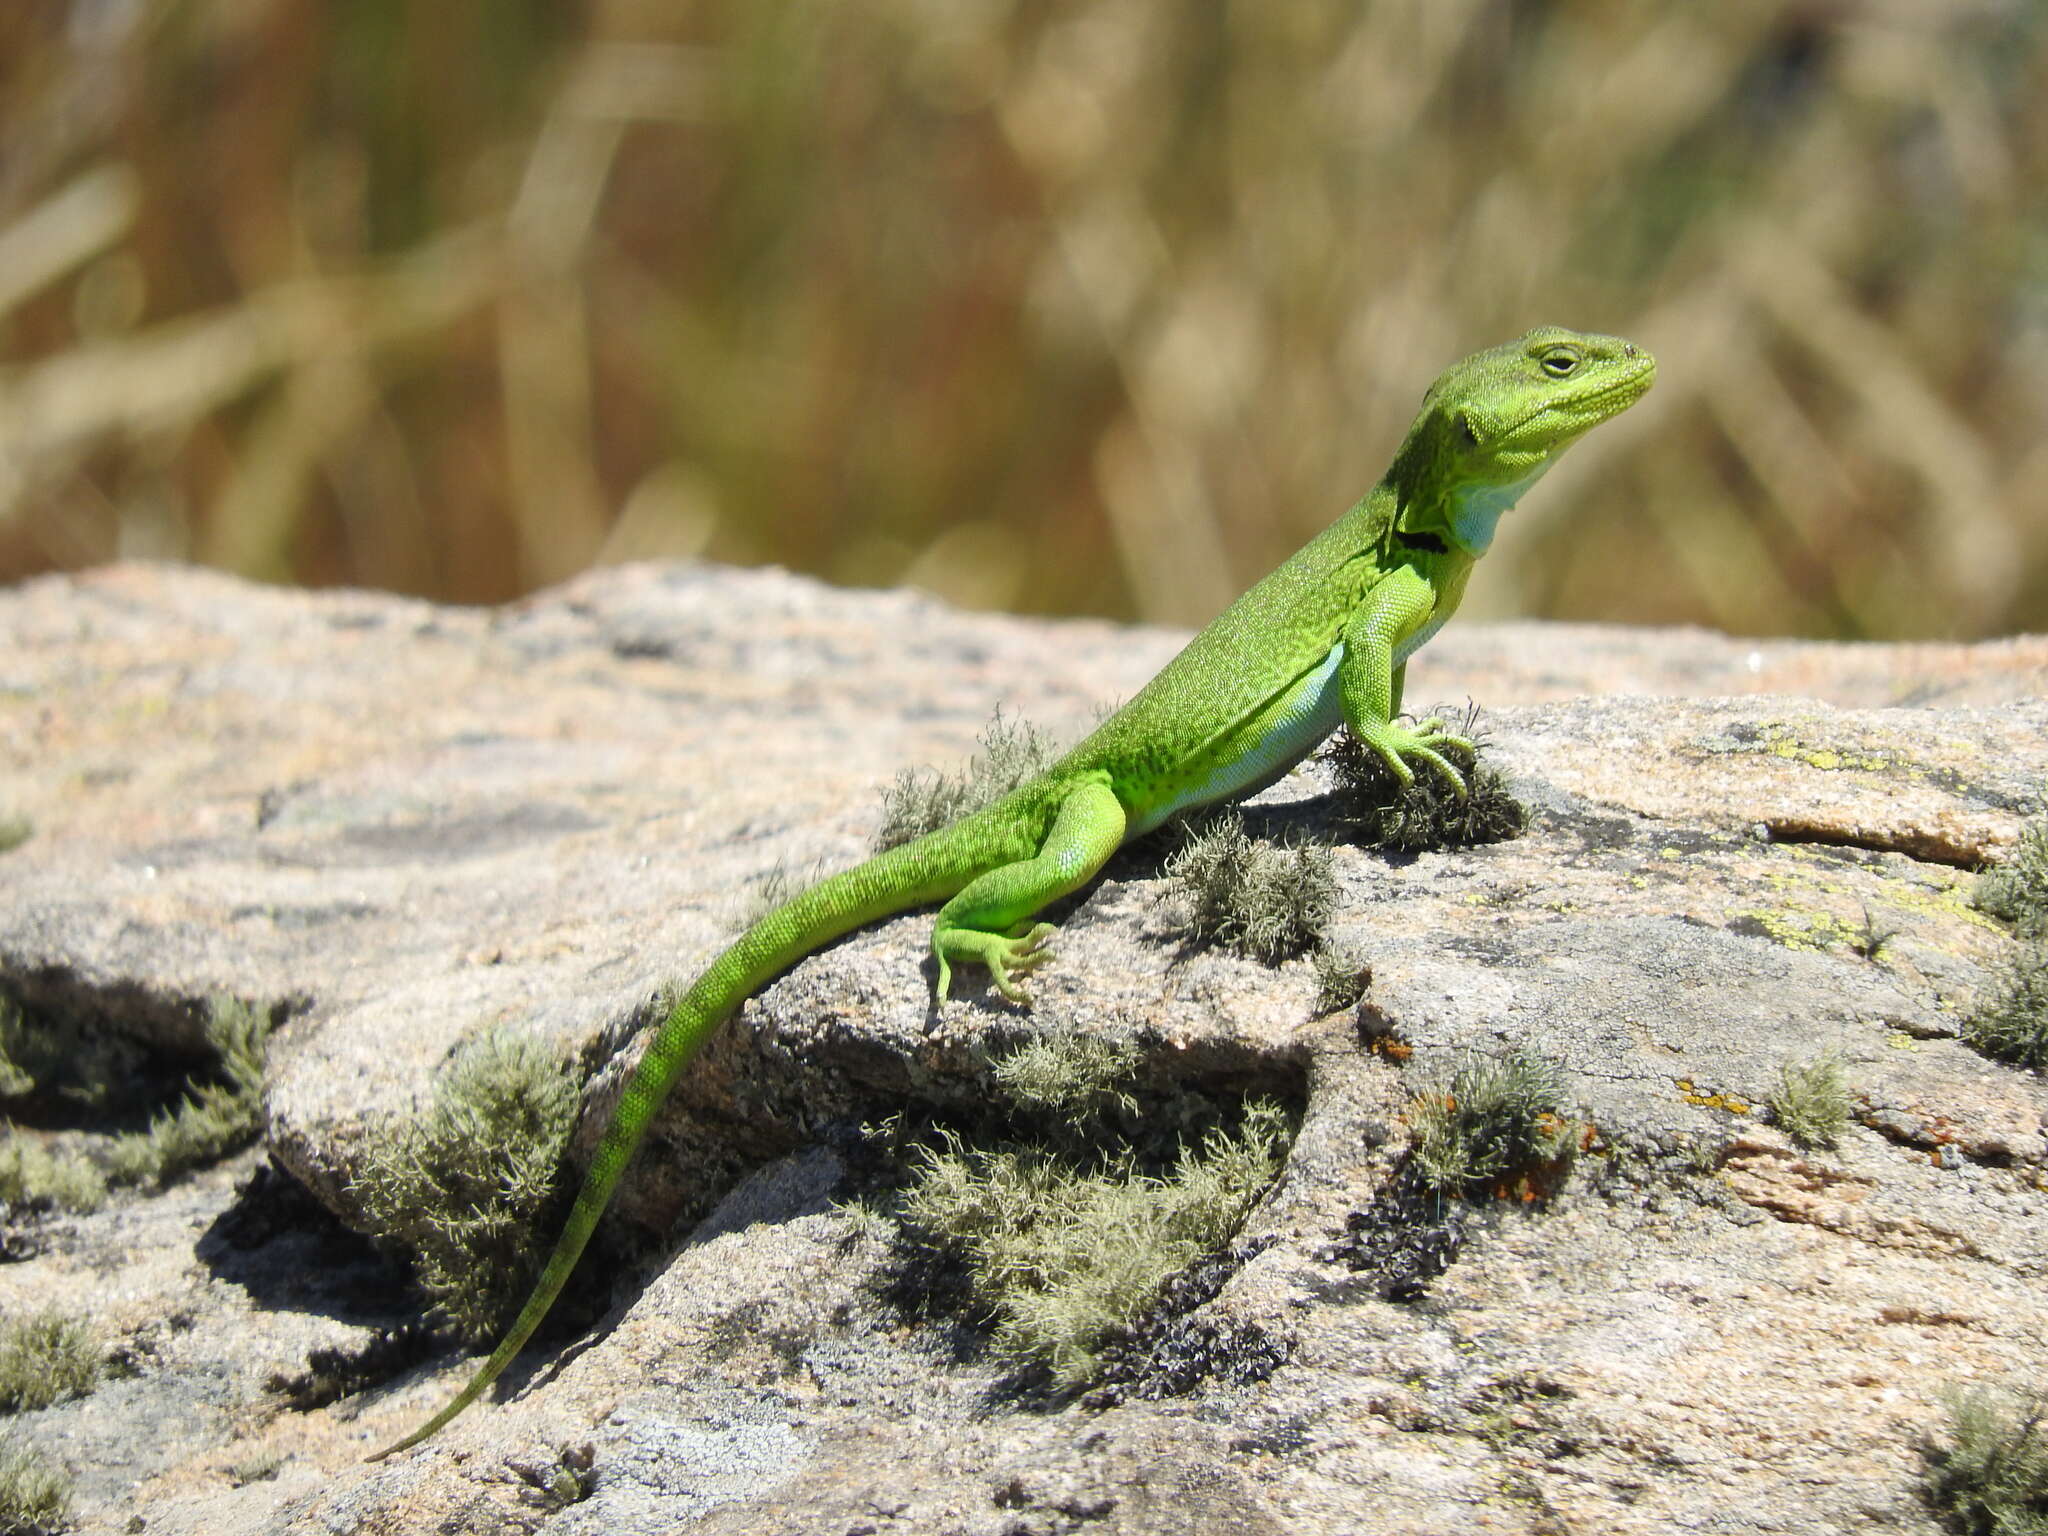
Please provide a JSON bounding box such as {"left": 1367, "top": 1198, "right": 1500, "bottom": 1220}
{"left": 0, "top": 4, "right": 2040, "bottom": 639}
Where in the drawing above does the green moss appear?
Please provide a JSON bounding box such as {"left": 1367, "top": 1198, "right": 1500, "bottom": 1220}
{"left": 0, "top": 1004, "right": 115, "bottom": 1113}
{"left": 0, "top": 819, "right": 29, "bottom": 857}
{"left": 1765, "top": 1054, "right": 1852, "bottom": 1149}
{"left": 1978, "top": 818, "right": 2048, "bottom": 937}
{"left": 1322, "top": 707, "right": 1527, "bottom": 854}
{"left": 121, "top": 997, "right": 271, "bottom": 1188}
{"left": 899, "top": 1101, "right": 1287, "bottom": 1387}
{"left": 350, "top": 1027, "right": 579, "bottom": 1345}
{"left": 1926, "top": 1386, "right": 2048, "bottom": 1535}
{"left": 1405, "top": 1049, "right": 1581, "bottom": 1197}
{"left": 989, "top": 1034, "right": 1138, "bottom": 1118}
{"left": 874, "top": 708, "right": 1056, "bottom": 852}
{"left": 1962, "top": 942, "right": 2048, "bottom": 1073}
{"left": 0, "top": 1315, "right": 98, "bottom": 1414}
{"left": 1162, "top": 811, "right": 1333, "bottom": 964}
{"left": 0, "top": 996, "right": 270, "bottom": 1212}
{"left": 0, "top": 1433, "right": 69, "bottom": 1535}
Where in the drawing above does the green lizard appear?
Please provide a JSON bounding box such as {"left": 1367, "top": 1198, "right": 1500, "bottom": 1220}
{"left": 369, "top": 325, "right": 1653, "bottom": 1457}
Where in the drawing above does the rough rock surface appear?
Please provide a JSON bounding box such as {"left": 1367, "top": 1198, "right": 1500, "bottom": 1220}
{"left": 1, "top": 560, "right": 2044, "bottom": 1536}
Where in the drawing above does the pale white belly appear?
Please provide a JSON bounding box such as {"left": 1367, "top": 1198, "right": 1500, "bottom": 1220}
{"left": 1130, "top": 643, "right": 1348, "bottom": 834}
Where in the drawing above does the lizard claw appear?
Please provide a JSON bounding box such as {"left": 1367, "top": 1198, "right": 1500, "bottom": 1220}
{"left": 1361, "top": 719, "right": 1473, "bottom": 800}
{"left": 987, "top": 923, "right": 1055, "bottom": 1002}
{"left": 933, "top": 922, "right": 1058, "bottom": 1005}
{"left": 1403, "top": 743, "right": 1472, "bottom": 800}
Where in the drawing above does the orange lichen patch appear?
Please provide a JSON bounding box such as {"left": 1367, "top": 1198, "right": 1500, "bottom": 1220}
{"left": 1675, "top": 1077, "right": 1754, "bottom": 1116}
{"left": 1370, "top": 1037, "right": 1415, "bottom": 1062}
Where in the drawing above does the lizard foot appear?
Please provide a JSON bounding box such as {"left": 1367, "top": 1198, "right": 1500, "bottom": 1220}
{"left": 935, "top": 922, "right": 1057, "bottom": 1004}
{"left": 1359, "top": 719, "right": 1474, "bottom": 799}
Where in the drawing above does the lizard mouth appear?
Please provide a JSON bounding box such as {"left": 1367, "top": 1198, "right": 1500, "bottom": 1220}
{"left": 1500, "top": 354, "right": 1656, "bottom": 439}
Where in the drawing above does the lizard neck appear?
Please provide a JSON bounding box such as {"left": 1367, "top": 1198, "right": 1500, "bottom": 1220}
{"left": 1395, "top": 457, "right": 1553, "bottom": 557}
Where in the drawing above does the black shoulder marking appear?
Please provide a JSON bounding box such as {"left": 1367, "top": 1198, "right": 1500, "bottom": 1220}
{"left": 1396, "top": 531, "right": 1449, "bottom": 556}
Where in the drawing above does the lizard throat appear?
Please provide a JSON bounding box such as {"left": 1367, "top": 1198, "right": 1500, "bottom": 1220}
{"left": 1442, "top": 458, "right": 1554, "bottom": 555}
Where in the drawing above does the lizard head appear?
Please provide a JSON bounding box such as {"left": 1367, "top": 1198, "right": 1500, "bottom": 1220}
{"left": 1396, "top": 326, "right": 1656, "bottom": 555}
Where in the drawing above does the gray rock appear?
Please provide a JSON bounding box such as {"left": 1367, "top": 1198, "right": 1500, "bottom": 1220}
{"left": 0, "top": 560, "right": 2043, "bottom": 1535}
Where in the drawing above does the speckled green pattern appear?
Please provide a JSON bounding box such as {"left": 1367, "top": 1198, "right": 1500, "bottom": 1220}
{"left": 370, "top": 326, "right": 1653, "bottom": 1457}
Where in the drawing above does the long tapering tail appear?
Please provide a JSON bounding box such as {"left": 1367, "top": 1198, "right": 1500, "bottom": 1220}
{"left": 367, "top": 837, "right": 971, "bottom": 1459}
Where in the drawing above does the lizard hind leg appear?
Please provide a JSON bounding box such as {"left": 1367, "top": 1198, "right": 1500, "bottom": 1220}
{"left": 932, "top": 779, "right": 1125, "bottom": 1003}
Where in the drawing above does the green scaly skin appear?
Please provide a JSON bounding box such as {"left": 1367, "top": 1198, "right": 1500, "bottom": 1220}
{"left": 368, "top": 326, "right": 1654, "bottom": 1458}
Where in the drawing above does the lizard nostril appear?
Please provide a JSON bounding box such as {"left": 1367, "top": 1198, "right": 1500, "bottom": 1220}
{"left": 1622, "top": 342, "right": 1639, "bottom": 358}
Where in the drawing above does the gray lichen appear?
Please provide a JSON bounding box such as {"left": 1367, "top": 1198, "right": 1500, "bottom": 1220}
{"left": 1162, "top": 812, "right": 1333, "bottom": 964}
{"left": 874, "top": 709, "right": 1057, "bottom": 852}
{"left": 0, "top": 995, "right": 272, "bottom": 1215}
{"left": 989, "top": 1033, "right": 1139, "bottom": 1118}
{"left": 900, "top": 1102, "right": 1288, "bottom": 1388}
{"left": 1963, "top": 944, "right": 2048, "bottom": 1074}
{"left": 1977, "top": 817, "right": 2048, "bottom": 936}
{"left": 349, "top": 1027, "right": 580, "bottom": 1345}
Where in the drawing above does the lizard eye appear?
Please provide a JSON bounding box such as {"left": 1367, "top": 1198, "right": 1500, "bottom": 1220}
{"left": 1539, "top": 348, "right": 1580, "bottom": 377}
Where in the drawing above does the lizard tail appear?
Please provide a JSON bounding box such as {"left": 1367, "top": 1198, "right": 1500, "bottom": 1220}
{"left": 365, "top": 835, "right": 973, "bottom": 1460}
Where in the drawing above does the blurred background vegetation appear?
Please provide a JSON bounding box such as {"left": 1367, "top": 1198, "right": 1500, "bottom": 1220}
{"left": 0, "top": 0, "right": 2041, "bottom": 638}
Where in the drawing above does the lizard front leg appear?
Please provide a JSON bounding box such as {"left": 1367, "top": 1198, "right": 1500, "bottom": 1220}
{"left": 933, "top": 777, "right": 1126, "bottom": 1002}
{"left": 1338, "top": 567, "right": 1473, "bottom": 797}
